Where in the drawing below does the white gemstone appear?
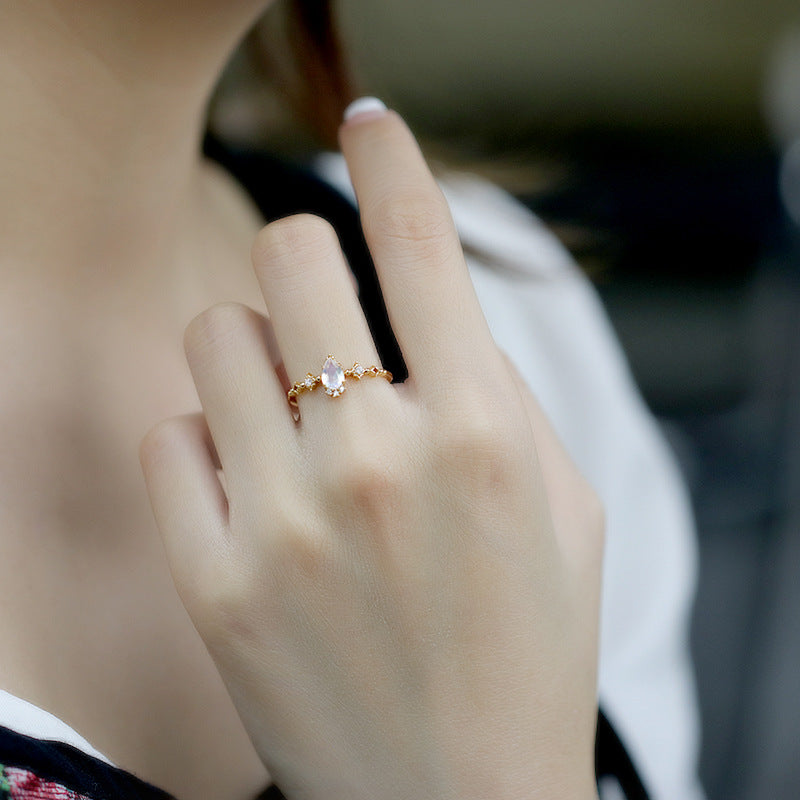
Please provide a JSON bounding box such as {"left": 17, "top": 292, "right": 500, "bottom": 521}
{"left": 353, "top": 364, "right": 365, "bottom": 378}
{"left": 304, "top": 376, "right": 315, "bottom": 388}
{"left": 321, "top": 357, "right": 345, "bottom": 396}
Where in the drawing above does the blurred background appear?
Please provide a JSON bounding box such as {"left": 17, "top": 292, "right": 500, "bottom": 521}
{"left": 217, "top": 3, "right": 800, "bottom": 797}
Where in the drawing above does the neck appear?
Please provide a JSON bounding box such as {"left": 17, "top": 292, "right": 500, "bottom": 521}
{"left": 0, "top": 1, "right": 269, "bottom": 292}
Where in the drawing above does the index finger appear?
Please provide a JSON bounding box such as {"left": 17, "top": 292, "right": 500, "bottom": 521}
{"left": 339, "top": 101, "right": 500, "bottom": 400}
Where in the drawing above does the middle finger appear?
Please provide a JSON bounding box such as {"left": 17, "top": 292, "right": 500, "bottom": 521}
{"left": 340, "top": 107, "right": 502, "bottom": 404}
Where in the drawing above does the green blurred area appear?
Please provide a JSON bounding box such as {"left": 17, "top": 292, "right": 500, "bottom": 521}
{"left": 337, "top": 0, "right": 799, "bottom": 147}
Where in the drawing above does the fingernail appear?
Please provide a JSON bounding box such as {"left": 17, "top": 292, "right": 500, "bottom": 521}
{"left": 343, "top": 96, "right": 388, "bottom": 125}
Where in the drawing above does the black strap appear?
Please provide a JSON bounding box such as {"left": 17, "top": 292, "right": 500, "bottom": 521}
{"left": 596, "top": 709, "right": 651, "bottom": 799}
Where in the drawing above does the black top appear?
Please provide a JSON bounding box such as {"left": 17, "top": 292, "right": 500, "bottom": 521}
{"left": 0, "top": 142, "right": 650, "bottom": 800}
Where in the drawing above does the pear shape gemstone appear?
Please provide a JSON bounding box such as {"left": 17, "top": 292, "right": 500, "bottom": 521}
{"left": 321, "top": 356, "right": 346, "bottom": 397}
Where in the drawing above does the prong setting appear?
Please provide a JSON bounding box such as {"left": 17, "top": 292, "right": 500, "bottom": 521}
{"left": 287, "top": 355, "right": 392, "bottom": 405}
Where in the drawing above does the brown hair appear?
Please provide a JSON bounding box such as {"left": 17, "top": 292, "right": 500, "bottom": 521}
{"left": 247, "top": 0, "right": 358, "bottom": 150}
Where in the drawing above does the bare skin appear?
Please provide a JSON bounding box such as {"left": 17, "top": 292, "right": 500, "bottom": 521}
{"left": 0, "top": 1, "right": 279, "bottom": 797}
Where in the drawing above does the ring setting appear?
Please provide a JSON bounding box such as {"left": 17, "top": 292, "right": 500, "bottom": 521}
{"left": 288, "top": 356, "right": 392, "bottom": 404}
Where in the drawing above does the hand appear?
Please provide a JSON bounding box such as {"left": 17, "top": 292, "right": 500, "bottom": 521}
{"left": 140, "top": 106, "right": 604, "bottom": 800}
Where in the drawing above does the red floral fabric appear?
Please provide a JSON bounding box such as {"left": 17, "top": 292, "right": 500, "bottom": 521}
{"left": 0, "top": 766, "right": 92, "bottom": 800}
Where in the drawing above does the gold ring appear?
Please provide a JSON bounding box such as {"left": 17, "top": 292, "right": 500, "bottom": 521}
{"left": 288, "top": 355, "right": 392, "bottom": 404}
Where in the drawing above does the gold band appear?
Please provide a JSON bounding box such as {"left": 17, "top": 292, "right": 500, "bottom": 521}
{"left": 288, "top": 355, "right": 392, "bottom": 404}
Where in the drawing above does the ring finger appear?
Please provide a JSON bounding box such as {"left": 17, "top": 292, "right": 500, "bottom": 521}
{"left": 251, "top": 213, "right": 392, "bottom": 432}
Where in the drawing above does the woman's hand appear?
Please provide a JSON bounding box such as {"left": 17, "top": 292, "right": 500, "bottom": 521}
{"left": 140, "top": 104, "right": 604, "bottom": 800}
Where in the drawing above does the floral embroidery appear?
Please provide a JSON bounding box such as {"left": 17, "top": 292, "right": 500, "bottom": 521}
{"left": 1, "top": 767, "right": 91, "bottom": 800}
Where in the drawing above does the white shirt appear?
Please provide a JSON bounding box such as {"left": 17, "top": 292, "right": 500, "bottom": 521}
{"left": 0, "top": 159, "right": 704, "bottom": 800}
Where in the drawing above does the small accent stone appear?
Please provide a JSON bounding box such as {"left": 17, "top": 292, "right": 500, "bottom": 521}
{"left": 353, "top": 363, "right": 365, "bottom": 378}
{"left": 304, "top": 376, "right": 315, "bottom": 389}
{"left": 321, "top": 357, "right": 346, "bottom": 396}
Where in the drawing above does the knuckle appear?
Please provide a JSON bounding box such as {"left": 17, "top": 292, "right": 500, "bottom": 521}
{"left": 267, "top": 514, "right": 335, "bottom": 583}
{"left": 437, "top": 404, "right": 517, "bottom": 460}
{"left": 193, "top": 566, "right": 261, "bottom": 647}
{"left": 433, "top": 408, "right": 521, "bottom": 492}
{"left": 329, "top": 443, "right": 407, "bottom": 525}
{"left": 252, "top": 214, "right": 339, "bottom": 273}
{"left": 139, "top": 417, "right": 183, "bottom": 465}
{"left": 184, "top": 301, "right": 254, "bottom": 360}
{"left": 368, "top": 191, "right": 454, "bottom": 255}
{"left": 156, "top": 535, "right": 247, "bottom": 646}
